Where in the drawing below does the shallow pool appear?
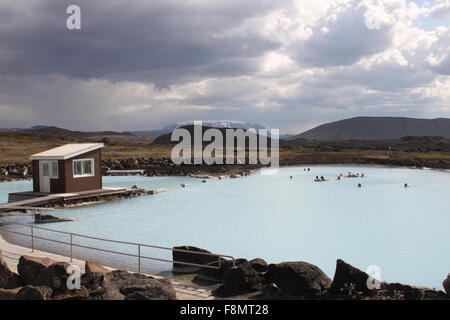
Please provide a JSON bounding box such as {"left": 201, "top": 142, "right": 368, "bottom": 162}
{"left": 1, "top": 167, "right": 449, "bottom": 289}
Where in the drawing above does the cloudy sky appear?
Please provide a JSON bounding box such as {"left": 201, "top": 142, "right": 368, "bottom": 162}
{"left": 0, "top": 0, "right": 449, "bottom": 133}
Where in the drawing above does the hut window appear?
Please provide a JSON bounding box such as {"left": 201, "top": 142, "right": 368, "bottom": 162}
{"left": 73, "top": 159, "right": 94, "bottom": 177}
{"left": 51, "top": 161, "right": 58, "bottom": 178}
{"left": 42, "top": 162, "right": 49, "bottom": 177}
{"left": 42, "top": 161, "right": 58, "bottom": 178}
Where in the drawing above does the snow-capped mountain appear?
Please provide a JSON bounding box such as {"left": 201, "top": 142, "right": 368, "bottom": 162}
{"left": 163, "top": 120, "right": 267, "bottom": 131}
{"left": 129, "top": 120, "right": 268, "bottom": 136}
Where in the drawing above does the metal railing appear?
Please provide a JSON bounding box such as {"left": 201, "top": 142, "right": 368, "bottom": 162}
{"left": 0, "top": 222, "right": 235, "bottom": 274}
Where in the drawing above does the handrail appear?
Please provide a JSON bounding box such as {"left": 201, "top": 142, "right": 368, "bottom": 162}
{"left": 0, "top": 206, "right": 55, "bottom": 211}
{"left": 0, "top": 222, "right": 235, "bottom": 273}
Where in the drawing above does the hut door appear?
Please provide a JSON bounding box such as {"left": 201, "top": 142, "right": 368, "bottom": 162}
{"left": 39, "top": 161, "right": 51, "bottom": 192}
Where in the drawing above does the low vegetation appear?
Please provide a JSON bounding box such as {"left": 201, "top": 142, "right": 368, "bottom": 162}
{"left": 2, "top": 128, "right": 450, "bottom": 171}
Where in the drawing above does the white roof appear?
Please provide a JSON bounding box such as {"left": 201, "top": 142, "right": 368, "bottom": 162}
{"left": 29, "top": 143, "right": 104, "bottom": 160}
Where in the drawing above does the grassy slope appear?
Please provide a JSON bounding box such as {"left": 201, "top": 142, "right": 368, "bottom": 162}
{"left": 2, "top": 129, "right": 450, "bottom": 168}
{"left": 0, "top": 130, "right": 165, "bottom": 164}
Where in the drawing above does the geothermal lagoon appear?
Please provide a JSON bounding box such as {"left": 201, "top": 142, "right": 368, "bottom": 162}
{"left": 1, "top": 166, "right": 449, "bottom": 290}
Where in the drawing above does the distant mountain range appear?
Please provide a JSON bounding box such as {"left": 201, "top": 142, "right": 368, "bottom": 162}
{"left": 125, "top": 120, "right": 268, "bottom": 136}
{"left": 4, "top": 117, "right": 450, "bottom": 141}
{"left": 0, "top": 125, "right": 132, "bottom": 137}
{"left": 2, "top": 121, "right": 270, "bottom": 137}
{"left": 151, "top": 124, "right": 279, "bottom": 147}
{"left": 0, "top": 125, "right": 51, "bottom": 132}
{"left": 292, "top": 117, "right": 450, "bottom": 140}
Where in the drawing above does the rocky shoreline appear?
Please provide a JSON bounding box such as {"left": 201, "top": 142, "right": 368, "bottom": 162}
{"left": 172, "top": 246, "right": 450, "bottom": 300}
{"left": 3, "top": 154, "right": 450, "bottom": 183}
{"left": 2, "top": 245, "right": 449, "bottom": 300}
{"left": 0, "top": 253, "right": 176, "bottom": 300}
{"left": 0, "top": 158, "right": 259, "bottom": 182}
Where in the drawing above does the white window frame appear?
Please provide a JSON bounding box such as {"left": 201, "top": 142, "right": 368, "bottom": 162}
{"left": 42, "top": 160, "right": 58, "bottom": 179}
{"left": 50, "top": 160, "right": 59, "bottom": 179}
{"left": 73, "top": 158, "right": 95, "bottom": 178}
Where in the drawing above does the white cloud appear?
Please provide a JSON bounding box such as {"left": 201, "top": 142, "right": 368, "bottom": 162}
{"left": 428, "top": 0, "right": 450, "bottom": 18}
{"left": 0, "top": 0, "right": 449, "bottom": 133}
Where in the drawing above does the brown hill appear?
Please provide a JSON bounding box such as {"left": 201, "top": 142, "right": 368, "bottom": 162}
{"left": 152, "top": 125, "right": 281, "bottom": 148}
{"left": 286, "top": 136, "right": 450, "bottom": 152}
{"left": 293, "top": 117, "right": 450, "bottom": 140}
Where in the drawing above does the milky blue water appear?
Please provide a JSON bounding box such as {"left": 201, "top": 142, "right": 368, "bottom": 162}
{"left": 1, "top": 166, "right": 449, "bottom": 290}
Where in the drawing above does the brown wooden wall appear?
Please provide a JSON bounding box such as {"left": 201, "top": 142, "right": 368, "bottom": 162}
{"left": 58, "top": 149, "right": 102, "bottom": 193}
{"left": 32, "top": 160, "right": 40, "bottom": 192}
{"left": 33, "top": 149, "right": 102, "bottom": 193}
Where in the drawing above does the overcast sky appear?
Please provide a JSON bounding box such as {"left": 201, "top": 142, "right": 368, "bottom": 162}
{"left": 0, "top": 0, "right": 449, "bottom": 133}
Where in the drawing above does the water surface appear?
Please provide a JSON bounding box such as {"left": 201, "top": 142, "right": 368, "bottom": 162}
{"left": 1, "top": 167, "right": 449, "bottom": 289}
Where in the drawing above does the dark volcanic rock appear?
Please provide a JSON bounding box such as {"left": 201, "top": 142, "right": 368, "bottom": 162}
{"left": 266, "top": 261, "right": 331, "bottom": 298}
{"left": 380, "top": 282, "right": 447, "bottom": 300}
{"left": 81, "top": 272, "right": 105, "bottom": 291}
{"left": 80, "top": 272, "right": 113, "bottom": 300}
{"left": 444, "top": 274, "right": 450, "bottom": 296}
{"left": 85, "top": 261, "right": 109, "bottom": 274}
{"left": 194, "top": 258, "right": 247, "bottom": 284}
{"left": 213, "top": 263, "right": 263, "bottom": 297}
{"left": 329, "top": 259, "right": 371, "bottom": 295}
{"left": 172, "top": 246, "right": 218, "bottom": 274}
{"left": 35, "top": 262, "right": 70, "bottom": 295}
{"left": 53, "top": 287, "right": 90, "bottom": 300}
{"left": 18, "top": 255, "right": 55, "bottom": 285}
{"left": 249, "top": 258, "right": 269, "bottom": 273}
{"left": 108, "top": 271, "right": 176, "bottom": 300}
{"left": 17, "top": 285, "right": 53, "bottom": 300}
{"left": 0, "top": 287, "right": 21, "bottom": 300}
{"left": 121, "top": 283, "right": 177, "bottom": 300}
{"left": 0, "top": 251, "right": 24, "bottom": 289}
{"left": 34, "top": 213, "right": 74, "bottom": 223}
{"left": 82, "top": 270, "right": 176, "bottom": 300}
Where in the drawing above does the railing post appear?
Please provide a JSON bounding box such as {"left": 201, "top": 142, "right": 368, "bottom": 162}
{"left": 70, "top": 233, "right": 73, "bottom": 262}
{"left": 138, "top": 244, "right": 141, "bottom": 274}
{"left": 31, "top": 226, "right": 34, "bottom": 252}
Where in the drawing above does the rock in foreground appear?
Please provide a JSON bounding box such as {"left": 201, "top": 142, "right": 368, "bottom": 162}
{"left": 443, "top": 274, "right": 450, "bottom": 296}
{"left": 172, "top": 246, "right": 218, "bottom": 274}
{"left": 85, "top": 261, "right": 109, "bottom": 274}
{"left": 194, "top": 258, "right": 248, "bottom": 284}
{"left": 17, "top": 285, "right": 53, "bottom": 300}
{"left": 34, "top": 262, "right": 71, "bottom": 295}
{"left": 0, "top": 250, "right": 24, "bottom": 289}
{"left": 82, "top": 270, "right": 177, "bottom": 300}
{"left": 249, "top": 258, "right": 269, "bottom": 273}
{"left": 17, "top": 255, "right": 55, "bottom": 285}
{"left": 213, "top": 263, "right": 263, "bottom": 297}
{"left": 329, "top": 259, "right": 371, "bottom": 295}
{"left": 266, "top": 261, "right": 331, "bottom": 298}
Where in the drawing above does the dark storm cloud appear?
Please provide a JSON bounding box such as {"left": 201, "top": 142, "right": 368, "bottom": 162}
{"left": 0, "top": 0, "right": 279, "bottom": 87}
{"left": 0, "top": 0, "right": 449, "bottom": 133}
